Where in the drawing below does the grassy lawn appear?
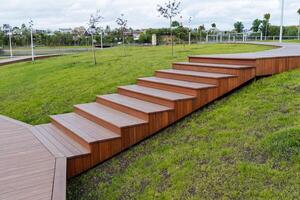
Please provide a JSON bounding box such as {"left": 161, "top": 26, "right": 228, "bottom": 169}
{"left": 0, "top": 43, "right": 273, "bottom": 125}
{"left": 67, "top": 68, "right": 300, "bottom": 200}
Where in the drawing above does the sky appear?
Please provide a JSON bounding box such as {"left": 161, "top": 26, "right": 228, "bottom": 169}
{"left": 0, "top": 0, "right": 299, "bottom": 31}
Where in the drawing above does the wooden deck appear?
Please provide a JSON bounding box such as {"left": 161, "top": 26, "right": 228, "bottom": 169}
{"left": 0, "top": 116, "right": 66, "bottom": 200}
{"left": 0, "top": 42, "right": 300, "bottom": 199}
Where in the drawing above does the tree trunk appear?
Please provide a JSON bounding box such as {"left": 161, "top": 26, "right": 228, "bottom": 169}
{"left": 91, "top": 34, "right": 96, "bottom": 65}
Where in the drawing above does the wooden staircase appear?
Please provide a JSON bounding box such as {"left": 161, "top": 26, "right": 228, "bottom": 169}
{"left": 32, "top": 57, "right": 257, "bottom": 178}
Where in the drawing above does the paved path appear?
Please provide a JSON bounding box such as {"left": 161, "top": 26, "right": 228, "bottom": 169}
{"left": 0, "top": 54, "right": 60, "bottom": 66}
{"left": 192, "top": 42, "right": 300, "bottom": 59}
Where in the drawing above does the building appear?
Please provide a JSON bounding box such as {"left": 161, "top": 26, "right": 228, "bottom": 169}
{"left": 58, "top": 28, "right": 73, "bottom": 34}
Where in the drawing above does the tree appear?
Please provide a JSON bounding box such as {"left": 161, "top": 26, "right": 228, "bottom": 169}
{"left": 88, "top": 9, "right": 103, "bottom": 65}
{"left": 263, "top": 13, "right": 271, "bottom": 39}
{"left": 297, "top": 8, "right": 300, "bottom": 40}
{"left": 198, "top": 25, "right": 205, "bottom": 42}
{"left": 251, "top": 19, "right": 262, "bottom": 32}
{"left": 171, "top": 21, "right": 180, "bottom": 27}
{"left": 157, "top": 0, "right": 181, "bottom": 56}
{"left": 116, "top": 14, "right": 128, "bottom": 56}
{"left": 234, "top": 21, "right": 244, "bottom": 33}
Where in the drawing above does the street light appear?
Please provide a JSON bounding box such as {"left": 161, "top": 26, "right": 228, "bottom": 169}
{"left": 279, "top": 0, "right": 284, "bottom": 43}
{"left": 29, "top": 20, "right": 34, "bottom": 62}
{"left": 188, "top": 17, "right": 192, "bottom": 45}
{"left": 3, "top": 24, "right": 13, "bottom": 58}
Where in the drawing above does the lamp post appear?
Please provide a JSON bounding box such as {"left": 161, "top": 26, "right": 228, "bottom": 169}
{"left": 279, "top": 0, "right": 284, "bottom": 43}
{"left": 4, "top": 24, "right": 13, "bottom": 58}
{"left": 8, "top": 32, "right": 13, "bottom": 58}
{"left": 188, "top": 17, "right": 192, "bottom": 45}
{"left": 29, "top": 20, "right": 34, "bottom": 62}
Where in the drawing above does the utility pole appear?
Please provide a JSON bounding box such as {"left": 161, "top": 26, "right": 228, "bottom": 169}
{"left": 279, "top": 0, "right": 284, "bottom": 43}
{"left": 29, "top": 20, "right": 34, "bottom": 62}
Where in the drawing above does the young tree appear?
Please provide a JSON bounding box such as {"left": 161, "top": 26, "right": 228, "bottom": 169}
{"left": 263, "top": 13, "right": 271, "bottom": 40}
{"left": 88, "top": 9, "right": 103, "bottom": 65}
{"left": 157, "top": 0, "right": 181, "bottom": 56}
{"left": 234, "top": 21, "right": 244, "bottom": 33}
{"left": 116, "top": 14, "right": 128, "bottom": 56}
{"left": 297, "top": 8, "right": 300, "bottom": 40}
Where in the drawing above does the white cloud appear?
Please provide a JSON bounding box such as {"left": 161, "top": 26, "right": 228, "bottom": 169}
{"left": 0, "top": 0, "right": 299, "bottom": 30}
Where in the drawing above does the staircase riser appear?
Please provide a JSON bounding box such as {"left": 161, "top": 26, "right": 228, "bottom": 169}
{"left": 137, "top": 80, "right": 198, "bottom": 96}
{"left": 121, "top": 124, "right": 149, "bottom": 149}
{"left": 118, "top": 87, "right": 175, "bottom": 108}
{"left": 51, "top": 120, "right": 91, "bottom": 151}
{"left": 189, "top": 57, "right": 256, "bottom": 66}
{"left": 155, "top": 71, "right": 220, "bottom": 85}
{"left": 74, "top": 107, "right": 121, "bottom": 134}
{"left": 174, "top": 100, "right": 195, "bottom": 120}
{"left": 67, "top": 138, "right": 122, "bottom": 177}
{"left": 172, "top": 63, "right": 242, "bottom": 75}
{"left": 96, "top": 97, "right": 149, "bottom": 121}
{"left": 148, "top": 111, "right": 174, "bottom": 133}
{"left": 193, "top": 88, "right": 219, "bottom": 109}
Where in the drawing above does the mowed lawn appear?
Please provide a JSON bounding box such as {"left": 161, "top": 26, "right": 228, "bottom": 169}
{"left": 67, "top": 68, "right": 300, "bottom": 200}
{"left": 0, "top": 43, "right": 273, "bottom": 124}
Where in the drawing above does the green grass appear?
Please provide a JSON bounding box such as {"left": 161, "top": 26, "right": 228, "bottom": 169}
{"left": 0, "top": 43, "right": 273, "bottom": 125}
{"left": 67, "top": 68, "right": 300, "bottom": 200}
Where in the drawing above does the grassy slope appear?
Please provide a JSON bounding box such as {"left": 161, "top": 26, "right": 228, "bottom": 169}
{"left": 0, "top": 44, "right": 272, "bottom": 125}
{"left": 68, "top": 68, "right": 300, "bottom": 200}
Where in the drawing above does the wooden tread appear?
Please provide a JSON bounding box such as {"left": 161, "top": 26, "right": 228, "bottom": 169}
{"left": 74, "top": 102, "right": 147, "bottom": 129}
{"left": 33, "top": 124, "right": 90, "bottom": 158}
{"left": 97, "top": 94, "right": 173, "bottom": 114}
{"left": 138, "top": 77, "right": 216, "bottom": 89}
{"left": 173, "top": 62, "right": 254, "bottom": 69}
{"left": 51, "top": 113, "right": 120, "bottom": 144}
{"left": 156, "top": 69, "right": 236, "bottom": 78}
{"left": 118, "top": 85, "right": 195, "bottom": 101}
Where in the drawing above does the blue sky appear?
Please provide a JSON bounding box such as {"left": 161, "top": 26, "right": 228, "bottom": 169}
{"left": 0, "top": 0, "right": 299, "bottom": 30}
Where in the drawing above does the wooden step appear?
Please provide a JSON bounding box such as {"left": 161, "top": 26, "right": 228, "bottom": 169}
{"left": 156, "top": 69, "right": 235, "bottom": 85}
{"left": 137, "top": 77, "right": 216, "bottom": 96}
{"left": 172, "top": 62, "right": 253, "bottom": 74}
{"left": 96, "top": 94, "right": 173, "bottom": 121}
{"left": 172, "top": 62, "right": 256, "bottom": 83}
{"left": 74, "top": 102, "right": 147, "bottom": 134}
{"left": 51, "top": 113, "right": 121, "bottom": 148}
{"left": 118, "top": 85, "right": 195, "bottom": 108}
{"left": 188, "top": 56, "right": 256, "bottom": 66}
{"left": 33, "top": 124, "right": 90, "bottom": 159}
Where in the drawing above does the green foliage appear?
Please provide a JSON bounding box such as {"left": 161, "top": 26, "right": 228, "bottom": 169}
{"left": 138, "top": 32, "right": 151, "bottom": 43}
{"left": 171, "top": 21, "right": 180, "bottom": 27}
{"left": 251, "top": 19, "right": 262, "bottom": 32}
{"left": 234, "top": 21, "right": 244, "bottom": 33}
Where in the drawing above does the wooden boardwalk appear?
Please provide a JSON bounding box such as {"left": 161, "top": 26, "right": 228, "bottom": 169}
{"left": 0, "top": 42, "right": 300, "bottom": 199}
